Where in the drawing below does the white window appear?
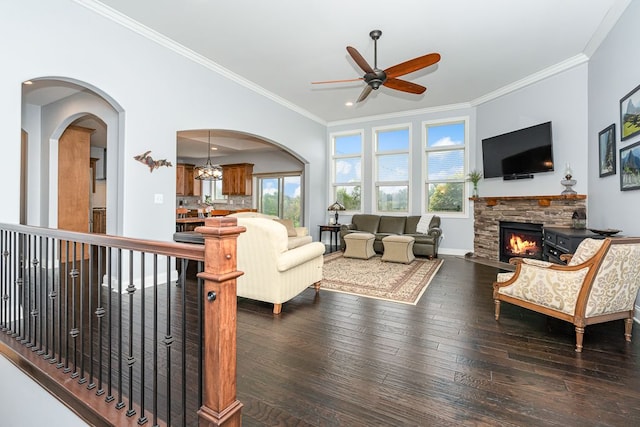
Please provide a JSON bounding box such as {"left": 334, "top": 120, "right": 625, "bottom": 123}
{"left": 202, "top": 180, "right": 226, "bottom": 204}
{"left": 374, "top": 125, "right": 410, "bottom": 213}
{"left": 423, "top": 118, "right": 468, "bottom": 215}
{"left": 331, "top": 131, "right": 362, "bottom": 212}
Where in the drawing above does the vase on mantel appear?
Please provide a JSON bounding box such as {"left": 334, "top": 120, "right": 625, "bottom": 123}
{"left": 472, "top": 184, "right": 479, "bottom": 198}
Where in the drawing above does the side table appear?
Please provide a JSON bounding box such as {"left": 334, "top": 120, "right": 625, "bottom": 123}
{"left": 319, "top": 224, "right": 341, "bottom": 253}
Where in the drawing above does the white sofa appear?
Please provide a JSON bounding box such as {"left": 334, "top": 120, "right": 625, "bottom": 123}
{"left": 227, "top": 213, "right": 325, "bottom": 314}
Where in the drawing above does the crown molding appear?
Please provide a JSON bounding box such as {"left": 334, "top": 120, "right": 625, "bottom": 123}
{"left": 72, "top": 0, "right": 326, "bottom": 126}
{"left": 583, "top": 0, "right": 631, "bottom": 57}
{"left": 470, "top": 54, "right": 589, "bottom": 107}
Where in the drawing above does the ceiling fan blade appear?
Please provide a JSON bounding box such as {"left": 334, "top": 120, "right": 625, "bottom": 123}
{"left": 385, "top": 53, "right": 441, "bottom": 78}
{"left": 383, "top": 77, "right": 426, "bottom": 94}
{"left": 347, "top": 46, "right": 374, "bottom": 74}
{"left": 356, "top": 85, "right": 373, "bottom": 103}
{"left": 311, "top": 77, "right": 364, "bottom": 84}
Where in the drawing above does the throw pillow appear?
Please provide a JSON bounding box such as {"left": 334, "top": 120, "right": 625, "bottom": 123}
{"left": 416, "top": 214, "right": 434, "bottom": 234}
{"left": 274, "top": 218, "right": 297, "bottom": 237}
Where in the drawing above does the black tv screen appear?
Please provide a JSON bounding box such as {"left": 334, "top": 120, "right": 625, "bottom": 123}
{"left": 481, "top": 121, "right": 554, "bottom": 179}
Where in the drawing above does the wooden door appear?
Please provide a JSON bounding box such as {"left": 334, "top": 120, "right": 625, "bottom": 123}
{"left": 58, "top": 126, "right": 92, "bottom": 260}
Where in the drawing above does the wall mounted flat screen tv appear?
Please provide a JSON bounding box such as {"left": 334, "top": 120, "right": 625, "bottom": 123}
{"left": 481, "top": 121, "right": 554, "bottom": 179}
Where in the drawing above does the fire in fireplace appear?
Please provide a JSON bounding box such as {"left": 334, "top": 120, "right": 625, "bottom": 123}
{"left": 499, "top": 221, "right": 543, "bottom": 262}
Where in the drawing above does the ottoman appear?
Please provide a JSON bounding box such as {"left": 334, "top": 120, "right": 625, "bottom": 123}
{"left": 382, "top": 235, "right": 415, "bottom": 264}
{"left": 343, "top": 232, "right": 376, "bottom": 260}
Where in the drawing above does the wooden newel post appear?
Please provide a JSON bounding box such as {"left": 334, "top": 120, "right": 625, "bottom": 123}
{"left": 196, "top": 217, "right": 246, "bottom": 427}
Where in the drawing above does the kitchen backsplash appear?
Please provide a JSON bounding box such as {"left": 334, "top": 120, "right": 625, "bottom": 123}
{"left": 176, "top": 195, "right": 252, "bottom": 210}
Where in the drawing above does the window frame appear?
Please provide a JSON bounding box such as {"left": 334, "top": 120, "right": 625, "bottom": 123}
{"left": 255, "top": 171, "right": 303, "bottom": 225}
{"left": 372, "top": 123, "right": 411, "bottom": 214}
{"left": 422, "top": 116, "right": 470, "bottom": 218}
{"left": 330, "top": 130, "right": 364, "bottom": 214}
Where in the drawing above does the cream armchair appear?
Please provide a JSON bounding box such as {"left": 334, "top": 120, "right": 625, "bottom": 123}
{"left": 232, "top": 217, "right": 325, "bottom": 314}
{"left": 493, "top": 237, "right": 640, "bottom": 352}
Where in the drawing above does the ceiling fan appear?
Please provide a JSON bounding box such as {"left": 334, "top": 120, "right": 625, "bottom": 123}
{"left": 313, "top": 30, "right": 441, "bottom": 103}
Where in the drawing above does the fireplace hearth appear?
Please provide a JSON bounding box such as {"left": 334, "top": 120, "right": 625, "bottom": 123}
{"left": 499, "top": 221, "right": 543, "bottom": 263}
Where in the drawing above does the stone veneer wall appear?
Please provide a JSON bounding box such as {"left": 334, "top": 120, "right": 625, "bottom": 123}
{"left": 473, "top": 195, "right": 587, "bottom": 261}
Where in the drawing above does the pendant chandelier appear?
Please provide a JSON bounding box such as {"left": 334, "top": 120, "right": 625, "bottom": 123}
{"left": 195, "top": 130, "right": 223, "bottom": 181}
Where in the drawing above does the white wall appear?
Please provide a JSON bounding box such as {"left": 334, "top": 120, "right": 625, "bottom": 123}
{"left": 588, "top": 0, "right": 640, "bottom": 235}
{"left": 0, "top": 0, "right": 327, "bottom": 240}
{"left": 476, "top": 64, "right": 589, "bottom": 199}
{"left": 0, "top": 356, "right": 88, "bottom": 426}
{"left": 587, "top": 0, "right": 640, "bottom": 311}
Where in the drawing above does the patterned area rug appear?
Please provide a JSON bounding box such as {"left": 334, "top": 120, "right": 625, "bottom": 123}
{"left": 321, "top": 252, "right": 444, "bottom": 305}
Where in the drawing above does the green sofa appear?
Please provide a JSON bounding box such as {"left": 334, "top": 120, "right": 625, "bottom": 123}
{"left": 339, "top": 214, "right": 442, "bottom": 258}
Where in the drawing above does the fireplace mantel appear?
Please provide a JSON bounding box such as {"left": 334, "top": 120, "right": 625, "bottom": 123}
{"left": 471, "top": 194, "right": 586, "bottom": 207}
{"left": 472, "top": 194, "right": 587, "bottom": 261}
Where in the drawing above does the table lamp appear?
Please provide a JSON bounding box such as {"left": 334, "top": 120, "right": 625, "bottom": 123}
{"left": 327, "top": 201, "right": 345, "bottom": 225}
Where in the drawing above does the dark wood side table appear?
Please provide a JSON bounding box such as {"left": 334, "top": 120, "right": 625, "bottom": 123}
{"left": 319, "top": 224, "right": 341, "bottom": 253}
{"left": 543, "top": 227, "right": 604, "bottom": 263}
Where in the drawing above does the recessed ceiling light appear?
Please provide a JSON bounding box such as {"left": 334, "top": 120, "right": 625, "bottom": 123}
{"left": 211, "top": 146, "right": 217, "bottom": 150}
{"left": 345, "top": 101, "right": 354, "bottom": 107}
{"left": 23, "top": 80, "right": 33, "bottom": 85}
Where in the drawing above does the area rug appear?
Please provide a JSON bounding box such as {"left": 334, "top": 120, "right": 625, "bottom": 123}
{"left": 321, "top": 252, "right": 443, "bottom": 305}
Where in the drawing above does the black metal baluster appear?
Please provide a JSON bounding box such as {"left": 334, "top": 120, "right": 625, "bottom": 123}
{"left": 56, "top": 239, "right": 64, "bottom": 368}
{"left": 17, "top": 233, "right": 26, "bottom": 341}
{"left": 180, "top": 257, "right": 187, "bottom": 427}
{"left": 43, "top": 237, "right": 50, "bottom": 359}
{"left": 78, "top": 243, "right": 87, "bottom": 384}
{"left": 63, "top": 241, "right": 71, "bottom": 373}
{"left": 116, "top": 248, "right": 124, "bottom": 410}
{"left": 24, "top": 235, "right": 33, "bottom": 347}
{"left": 197, "top": 260, "right": 204, "bottom": 409}
{"left": 87, "top": 245, "right": 99, "bottom": 390}
{"left": 70, "top": 243, "right": 79, "bottom": 377}
{"left": 163, "top": 255, "right": 173, "bottom": 427}
{"left": 48, "top": 237, "right": 58, "bottom": 364}
{"left": 36, "top": 235, "right": 44, "bottom": 355}
{"left": 18, "top": 233, "right": 28, "bottom": 344}
{"left": 153, "top": 254, "right": 158, "bottom": 427}
{"left": 95, "top": 246, "right": 105, "bottom": 396}
{"left": 1, "top": 230, "right": 7, "bottom": 332}
{"left": 10, "top": 232, "right": 17, "bottom": 336}
{"left": 125, "top": 250, "right": 136, "bottom": 418}
{"left": 106, "top": 246, "right": 114, "bottom": 403}
{"left": 137, "top": 254, "right": 148, "bottom": 425}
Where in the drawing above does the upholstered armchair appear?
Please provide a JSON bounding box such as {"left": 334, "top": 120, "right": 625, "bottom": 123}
{"left": 232, "top": 216, "right": 326, "bottom": 314}
{"left": 493, "top": 237, "right": 640, "bottom": 352}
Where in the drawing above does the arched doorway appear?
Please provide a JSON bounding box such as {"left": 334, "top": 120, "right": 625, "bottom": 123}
{"left": 21, "top": 78, "right": 122, "bottom": 234}
{"left": 176, "top": 129, "right": 308, "bottom": 224}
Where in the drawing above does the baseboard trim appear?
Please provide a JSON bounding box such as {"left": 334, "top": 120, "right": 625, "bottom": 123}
{"left": 438, "top": 248, "right": 469, "bottom": 257}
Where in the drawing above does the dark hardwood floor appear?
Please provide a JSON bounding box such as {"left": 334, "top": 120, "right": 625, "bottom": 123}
{"left": 232, "top": 255, "right": 640, "bottom": 426}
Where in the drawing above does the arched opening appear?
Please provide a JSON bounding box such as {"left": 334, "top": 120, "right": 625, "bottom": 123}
{"left": 21, "top": 78, "right": 122, "bottom": 234}
{"left": 176, "top": 129, "right": 308, "bottom": 225}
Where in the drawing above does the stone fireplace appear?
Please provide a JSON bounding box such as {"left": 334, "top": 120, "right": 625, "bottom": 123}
{"left": 472, "top": 194, "right": 586, "bottom": 262}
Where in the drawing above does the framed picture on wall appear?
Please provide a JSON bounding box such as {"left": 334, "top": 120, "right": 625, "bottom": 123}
{"left": 620, "top": 83, "right": 640, "bottom": 141}
{"left": 598, "top": 124, "right": 616, "bottom": 177}
{"left": 620, "top": 140, "right": 640, "bottom": 191}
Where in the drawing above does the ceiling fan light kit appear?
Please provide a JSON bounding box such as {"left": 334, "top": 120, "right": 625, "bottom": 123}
{"left": 313, "top": 29, "right": 441, "bottom": 103}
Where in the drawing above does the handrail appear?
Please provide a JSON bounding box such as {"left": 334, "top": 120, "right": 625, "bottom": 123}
{"left": 0, "top": 217, "right": 243, "bottom": 426}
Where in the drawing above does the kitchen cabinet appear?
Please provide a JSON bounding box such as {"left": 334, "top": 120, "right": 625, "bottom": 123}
{"left": 176, "top": 163, "right": 201, "bottom": 196}
{"left": 222, "top": 163, "right": 254, "bottom": 195}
